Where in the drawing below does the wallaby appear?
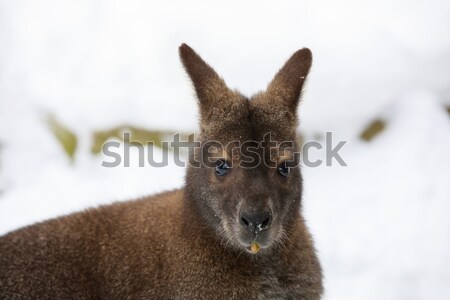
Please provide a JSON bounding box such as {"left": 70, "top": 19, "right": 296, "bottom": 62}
{"left": 0, "top": 44, "right": 323, "bottom": 299}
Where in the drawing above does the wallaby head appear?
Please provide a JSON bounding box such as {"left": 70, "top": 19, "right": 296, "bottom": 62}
{"left": 179, "top": 44, "right": 312, "bottom": 255}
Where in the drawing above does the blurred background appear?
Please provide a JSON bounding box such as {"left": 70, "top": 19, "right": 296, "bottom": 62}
{"left": 0, "top": 0, "right": 449, "bottom": 299}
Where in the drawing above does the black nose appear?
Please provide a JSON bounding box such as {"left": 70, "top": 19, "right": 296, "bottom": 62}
{"left": 240, "top": 210, "right": 272, "bottom": 233}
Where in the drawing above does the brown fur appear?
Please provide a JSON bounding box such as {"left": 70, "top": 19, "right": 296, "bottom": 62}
{"left": 0, "top": 44, "right": 323, "bottom": 299}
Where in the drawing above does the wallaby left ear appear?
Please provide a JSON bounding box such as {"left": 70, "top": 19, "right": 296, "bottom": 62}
{"left": 266, "top": 48, "right": 312, "bottom": 110}
{"left": 179, "top": 43, "right": 232, "bottom": 110}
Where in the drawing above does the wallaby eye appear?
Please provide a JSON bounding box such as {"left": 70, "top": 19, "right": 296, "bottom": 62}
{"left": 278, "top": 162, "right": 290, "bottom": 177}
{"left": 215, "top": 160, "right": 231, "bottom": 176}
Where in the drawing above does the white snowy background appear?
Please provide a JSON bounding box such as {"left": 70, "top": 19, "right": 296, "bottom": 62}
{"left": 1, "top": 1, "right": 449, "bottom": 299}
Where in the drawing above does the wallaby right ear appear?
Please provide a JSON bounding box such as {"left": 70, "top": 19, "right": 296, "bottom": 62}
{"left": 179, "top": 44, "right": 232, "bottom": 111}
{"left": 265, "top": 48, "right": 312, "bottom": 111}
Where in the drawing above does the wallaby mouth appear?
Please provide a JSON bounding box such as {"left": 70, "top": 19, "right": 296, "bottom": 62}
{"left": 239, "top": 232, "right": 273, "bottom": 254}
{"left": 223, "top": 199, "right": 276, "bottom": 254}
{"left": 234, "top": 219, "right": 276, "bottom": 255}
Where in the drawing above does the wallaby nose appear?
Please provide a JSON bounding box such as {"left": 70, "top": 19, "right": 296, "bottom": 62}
{"left": 240, "top": 210, "right": 272, "bottom": 233}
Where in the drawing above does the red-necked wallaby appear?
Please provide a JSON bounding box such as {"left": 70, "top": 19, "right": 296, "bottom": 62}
{"left": 0, "top": 44, "right": 323, "bottom": 299}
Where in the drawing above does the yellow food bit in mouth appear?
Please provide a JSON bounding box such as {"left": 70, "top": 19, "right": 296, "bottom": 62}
{"left": 250, "top": 241, "right": 260, "bottom": 254}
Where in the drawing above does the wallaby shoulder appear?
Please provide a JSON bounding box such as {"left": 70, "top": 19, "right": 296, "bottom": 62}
{"left": 1, "top": 189, "right": 320, "bottom": 299}
{"left": 0, "top": 189, "right": 184, "bottom": 299}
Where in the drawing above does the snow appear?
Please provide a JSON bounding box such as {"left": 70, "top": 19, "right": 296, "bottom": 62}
{"left": 1, "top": 1, "right": 450, "bottom": 299}
{"left": 304, "top": 92, "right": 450, "bottom": 299}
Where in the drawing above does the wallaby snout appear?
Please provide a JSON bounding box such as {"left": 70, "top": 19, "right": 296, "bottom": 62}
{"left": 239, "top": 209, "right": 272, "bottom": 233}
{"left": 236, "top": 195, "right": 275, "bottom": 250}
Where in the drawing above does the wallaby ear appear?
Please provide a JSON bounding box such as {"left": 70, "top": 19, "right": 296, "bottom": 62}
{"left": 179, "top": 43, "right": 232, "bottom": 110}
{"left": 266, "top": 48, "right": 312, "bottom": 111}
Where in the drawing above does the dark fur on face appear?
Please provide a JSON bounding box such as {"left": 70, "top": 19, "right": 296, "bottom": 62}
{"left": 180, "top": 44, "right": 312, "bottom": 254}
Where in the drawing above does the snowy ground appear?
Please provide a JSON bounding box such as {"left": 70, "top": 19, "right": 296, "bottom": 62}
{"left": 1, "top": 1, "right": 450, "bottom": 299}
